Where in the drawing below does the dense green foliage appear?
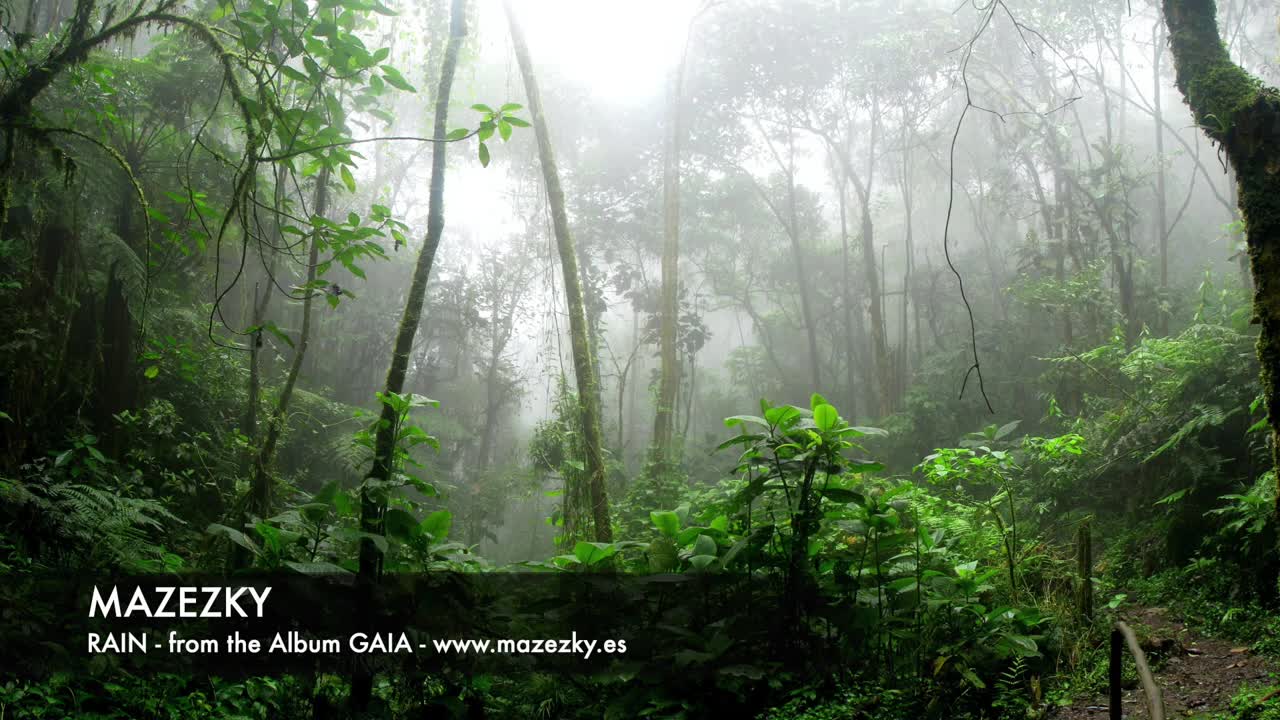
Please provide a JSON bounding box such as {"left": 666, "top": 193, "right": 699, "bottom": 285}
{"left": 2, "top": 0, "right": 1279, "bottom": 717}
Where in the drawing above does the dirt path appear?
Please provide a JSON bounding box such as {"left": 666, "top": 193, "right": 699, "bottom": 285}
{"left": 1053, "top": 606, "right": 1276, "bottom": 719}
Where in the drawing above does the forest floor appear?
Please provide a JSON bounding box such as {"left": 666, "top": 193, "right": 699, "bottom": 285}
{"left": 1054, "top": 606, "right": 1278, "bottom": 719}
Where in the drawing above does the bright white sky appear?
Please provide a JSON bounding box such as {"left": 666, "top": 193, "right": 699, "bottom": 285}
{"left": 438, "top": 0, "right": 703, "bottom": 256}
{"left": 479, "top": 0, "right": 699, "bottom": 104}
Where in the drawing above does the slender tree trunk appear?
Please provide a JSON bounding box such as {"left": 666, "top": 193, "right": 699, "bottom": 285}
{"left": 244, "top": 282, "right": 262, "bottom": 471}
{"left": 899, "top": 110, "right": 914, "bottom": 393}
{"left": 243, "top": 167, "right": 286, "bottom": 476}
{"left": 1161, "top": 0, "right": 1280, "bottom": 498}
{"left": 785, "top": 133, "right": 822, "bottom": 392}
{"left": 627, "top": 306, "right": 639, "bottom": 461}
{"left": 477, "top": 358, "right": 500, "bottom": 472}
{"left": 506, "top": 0, "right": 612, "bottom": 543}
{"left": 845, "top": 177, "right": 887, "bottom": 415}
{"left": 652, "top": 64, "right": 683, "bottom": 467}
{"left": 681, "top": 353, "right": 696, "bottom": 440}
{"left": 830, "top": 103, "right": 887, "bottom": 416}
{"left": 1153, "top": 20, "right": 1170, "bottom": 334}
{"left": 97, "top": 175, "right": 139, "bottom": 448}
{"left": 350, "top": 1, "right": 466, "bottom": 710}
{"left": 22, "top": 0, "right": 38, "bottom": 36}
{"left": 246, "top": 166, "right": 330, "bottom": 529}
{"left": 834, "top": 158, "right": 858, "bottom": 420}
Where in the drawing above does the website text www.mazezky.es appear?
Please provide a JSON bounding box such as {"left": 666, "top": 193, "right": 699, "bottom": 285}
{"left": 431, "top": 633, "right": 625, "bottom": 660}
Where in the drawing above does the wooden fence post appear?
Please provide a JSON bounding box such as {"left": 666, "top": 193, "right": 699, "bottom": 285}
{"left": 1077, "top": 520, "right": 1093, "bottom": 621}
{"left": 1110, "top": 621, "right": 1165, "bottom": 720}
{"left": 1109, "top": 626, "right": 1123, "bottom": 720}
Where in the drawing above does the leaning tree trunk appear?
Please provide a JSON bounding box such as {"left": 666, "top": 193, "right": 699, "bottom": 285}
{"left": 242, "top": 166, "right": 330, "bottom": 546}
{"left": 350, "top": 0, "right": 466, "bottom": 711}
{"left": 1161, "top": 0, "right": 1280, "bottom": 500}
{"left": 359, "top": 0, "right": 466, "bottom": 576}
{"left": 505, "top": 0, "right": 612, "bottom": 543}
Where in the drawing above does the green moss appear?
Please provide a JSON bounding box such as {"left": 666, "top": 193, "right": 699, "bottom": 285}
{"left": 1163, "top": 0, "right": 1263, "bottom": 143}
{"left": 1185, "top": 63, "right": 1261, "bottom": 138}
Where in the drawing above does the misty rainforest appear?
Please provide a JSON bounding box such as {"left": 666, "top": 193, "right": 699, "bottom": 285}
{"left": 2, "top": 0, "right": 1280, "bottom": 717}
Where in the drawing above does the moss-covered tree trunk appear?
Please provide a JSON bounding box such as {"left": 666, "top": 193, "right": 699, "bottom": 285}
{"left": 358, "top": 0, "right": 466, "bottom": 576}
{"left": 1161, "top": 0, "right": 1280, "bottom": 501}
{"left": 505, "top": 0, "right": 612, "bottom": 543}
{"left": 349, "top": 0, "right": 466, "bottom": 711}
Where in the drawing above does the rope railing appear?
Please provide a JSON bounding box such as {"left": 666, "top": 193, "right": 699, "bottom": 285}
{"left": 1110, "top": 620, "right": 1165, "bottom": 720}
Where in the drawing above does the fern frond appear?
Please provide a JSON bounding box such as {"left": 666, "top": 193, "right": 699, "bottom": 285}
{"left": 84, "top": 227, "right": 147, "bottom": 316}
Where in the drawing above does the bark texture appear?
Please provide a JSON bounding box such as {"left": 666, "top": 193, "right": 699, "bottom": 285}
{"left": 1161, "top": 0, "right": 1280, "bottom": 500}
{"left": 505, "top": 0, "right": 612, "bottom": 542}
{"left": 360, "top": 0, "right": 467, "bottom": 578}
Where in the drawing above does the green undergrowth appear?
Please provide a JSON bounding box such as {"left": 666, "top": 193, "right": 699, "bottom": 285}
{"left": 754, "top": 681, "right": 919, "bottom": 720}
{"left": 1208, "top": 684, "right": 1280, "bottom": 720}
{"left": 1128, "top": 561, "right": 1280, "bottom": 658}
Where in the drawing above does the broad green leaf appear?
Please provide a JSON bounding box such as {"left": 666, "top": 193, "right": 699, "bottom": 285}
{"left": 380, "top": 65, "right": 416, "bottom": 92}
{"left": 573, "top": 541, "right": 617, "bottom": 566}
{"left": 819, "top": 487, "right": 864, "bottom": 505}
{"left": 207, "top": 523, "right": 260, "bottom": 556}
{"left": 420, "top": 509, "right": 451, "bottom": 541}
{"left": 813, "top": 403, "right": 838, "bottom": 431}
{"left": 650, "top": 510, "right": 680, "bottom": 538}
{"left": 1003, "top": 634, "right": 1040, "bottom": 657}
{"left": 298, "top": 501, "right": 331, "bottom": 525}
{"left": 994, "top": 420, "right": 1021, "bottom": 440}
{"left": 383, "top": 508, "right": 419, "bottom": 540}
{"left": 688, "top": 554, "right": 716, "bottom": 570}
{"left": 693, "top": 534, "right": 717, "bottom": 558}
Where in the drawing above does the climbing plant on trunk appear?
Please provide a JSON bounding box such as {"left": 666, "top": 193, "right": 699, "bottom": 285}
{"left": 246, "top": 167, "right": 330, "bottom": 525}
{"left": 359, "top": 0, "right": 468, "bottom": 582}
{"left": 1159, "top": 0, "right": 1280, "bottom": 502}
{"left": 505, "top": 0, "right": 613, "bottom": 543}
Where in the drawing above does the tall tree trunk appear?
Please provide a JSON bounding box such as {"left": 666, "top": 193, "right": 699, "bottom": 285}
{"left": 1152, "top": 20, "right": 1170, "bottom": 335}
{"left": 245, "top": 166, "right": 329, "bottom": 533}
{"left": 243, "top": 282, "right": 262, "bottom": 471}
{"left": 97, "top": 173, "right": 139, "bottom": 449}
{"left": 243, "top": 167, "right": 286, "bottom": 476}
{"left": 350, "top": 0, "right": 466, "bottom": 710}
{"left": 785, "top": 133, "right": 822, "bottom": 392}
{"left": 505, "top": 0, "right": 612, "bottom": 543}
{"left": 1161, "top": 0, "right": 1280, "bottom": 497}
{"left": 360, "top": 0, "right": 465, "bottom": 568}
{"left": 477, "top": 358, "right": 500, "bottom": 472}
{"left": 652, "top": 63, "right": 684, "bottom": 468}
{"left": 834, "top": 157, "right": 858, "bottom": 420}
{"left": 899, "top": 109, "right": 914, "bottom": 394}
{"left": 839, "top": 115, "right": 888, "bottom": 415}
